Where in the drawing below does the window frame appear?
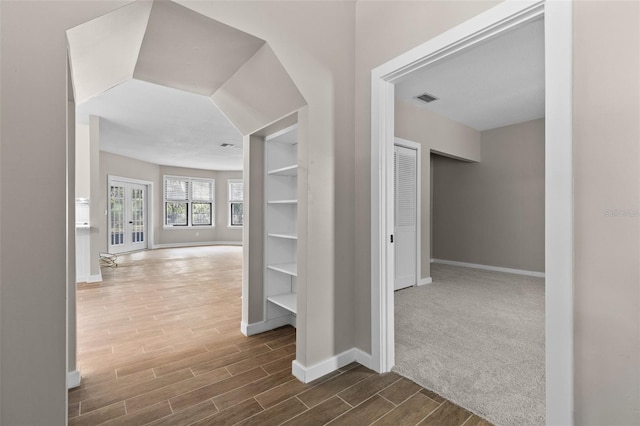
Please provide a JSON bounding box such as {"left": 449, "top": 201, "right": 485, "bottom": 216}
{"left": 228, "top": 179, "right": 244, "bottom": 228}
{"left": 163, "top": 175, "right": 215, "bottom": 229}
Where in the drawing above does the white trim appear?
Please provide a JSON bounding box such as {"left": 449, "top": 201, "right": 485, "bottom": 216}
{"left": 418, "top": 277, "right": 432, "bottom": 286}
{"left": 394, "top": 137, "right": 422, "bottom": 289}
{"left": 370, "top": 1, "right": 573, "bottom": 424}
{"left": 87, "top": 273, "right": 102, "bottom": 283}
{"left": 291, "top": 348, "right": 373, "bottom": 383}
{"left": 108, "top": 175, "right": 154, "bottom": 253}
{"left": 163, "top": 174, "right": 215, "bottom": 228}
{"left": 432, "top": 259, "right": 545, "bottom": 278}
{"left": 67, "top": 370, "right": 81, "bottom": 389}
{"left": 228, "top": 178, "right": 244, "bottom": 228}
{"left": 544, "top": 1, "right": 574, "bottom": 423}
{"left": 152, "top": 241, "right": 242, "bottom": 249}
{"left": 240, "top": 316, "right": 294, "bottom": 336}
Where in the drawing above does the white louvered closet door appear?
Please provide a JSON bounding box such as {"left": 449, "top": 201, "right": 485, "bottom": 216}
{"left": 394, "top": 145, "right": 417, "bottom": 290}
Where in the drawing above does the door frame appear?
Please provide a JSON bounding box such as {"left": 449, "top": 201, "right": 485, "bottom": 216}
{"left": 107, "top": 175, "right": 154, "bottom": 253}
{"left": 394, "top": 138, "right": 422, "bottom": 288}
{"left": 370, "top": 0, "right": 573, "bottom": 424}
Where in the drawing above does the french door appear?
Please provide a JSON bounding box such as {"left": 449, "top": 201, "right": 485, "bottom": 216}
{"left": 108, "top": 178, "right": 148, "bottom": 254}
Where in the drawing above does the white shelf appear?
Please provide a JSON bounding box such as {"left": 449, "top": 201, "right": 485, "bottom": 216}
{"left": 268, "top": 200, "right": 297, "bottom": 204}
{"left": 268, "top": 233, "right": 298, "bottom": 240}
{"left": 267, "top": 263, "right": 297, "bottom": 276}
{"left": 267, "top": 292, "right": 297, "bottom": 314}
{"left": 265, "top": 124, "right": 298, "bottom": 144}
{"left": 268, "top": 165, "right": 298, "bottom": 176}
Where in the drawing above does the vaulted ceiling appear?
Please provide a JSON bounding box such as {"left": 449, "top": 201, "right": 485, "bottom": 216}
{"left": 67, "top": 0, "right": 305, "bottom": 170}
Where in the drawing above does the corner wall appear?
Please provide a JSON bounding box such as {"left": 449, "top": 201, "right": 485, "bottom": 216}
{"left": 395, "top": 99, "right": 481, "bottom": 281}
{"left": 432, "top": 119, "right": 545, "bottom": 273}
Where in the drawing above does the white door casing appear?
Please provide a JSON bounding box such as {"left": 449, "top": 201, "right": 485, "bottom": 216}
{"left": 370, "top": 1, "right": 573, "bottom": 424}
{"left": 108, "top": 176, "right": 152, "bottom": 254}
{"left": 394, "top": 144, "right": 418, "bottom": 290}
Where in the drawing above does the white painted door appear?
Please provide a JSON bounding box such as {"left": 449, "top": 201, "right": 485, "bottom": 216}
{"left": 109, "top": 181, "right": 148, "bottom": 254}
{"left": 394, "top": 145, "right": 417, "bottom": 290}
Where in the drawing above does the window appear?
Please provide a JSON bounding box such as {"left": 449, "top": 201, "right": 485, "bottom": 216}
{"left": 228, "top": 179, "right": 244, "bottom": 227}
{"left": 164, "top": 176, "right": 214, "bottom": 227}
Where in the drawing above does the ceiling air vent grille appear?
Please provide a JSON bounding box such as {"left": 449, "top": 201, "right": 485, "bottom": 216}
{"left": 415, "top": 93, "right": 439, "bottom": 104}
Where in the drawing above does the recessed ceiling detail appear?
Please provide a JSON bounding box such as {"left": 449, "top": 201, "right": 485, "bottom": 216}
{"left": 133, "top": 1, "right": 265, "bottom": 96}
{"left": 67, "top": 0, "right": 306, "bottom": 171}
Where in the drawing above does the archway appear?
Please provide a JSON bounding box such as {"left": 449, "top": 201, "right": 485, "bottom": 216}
{"left": 66, "top": 0, "right": 306, "bottom": 389}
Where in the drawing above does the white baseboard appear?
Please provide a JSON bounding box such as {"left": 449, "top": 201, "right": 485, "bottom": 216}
{"left": 418, "top": 277, "right": 432, "bottom": 286}
{"left": 87, "top": 273, "right": 102, "bottom": 283}
{"left": 67, "top": 370, "right": 81, "bottom": 389}
{"left": 76, "top": 275, "right": 88, "bottom": 284}
{"left": 431, "top": 259, "right": 545, "bottom": 278}
{"left": 152, "top": 241, "right": 242, "bottom": 249}
{"left": 354, "top": 348, "right": 373, "bottom": 369}
{"left": 241, "top": 316, "right": 293, "bottom": 336}
{"left": 292, "top": 347, "right": 373, "bottom": 383}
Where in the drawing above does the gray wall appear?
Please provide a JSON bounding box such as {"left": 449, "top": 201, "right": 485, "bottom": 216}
{"left": 432, "top": 119, "right": 545, "bottom": 273}
{"left": 573, "top": 2, "right": 640, "bottom": 423}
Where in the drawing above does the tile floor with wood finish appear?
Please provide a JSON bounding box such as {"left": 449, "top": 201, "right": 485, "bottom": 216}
{"left": 70, "top": 246, "right": 491, "bottom": 425}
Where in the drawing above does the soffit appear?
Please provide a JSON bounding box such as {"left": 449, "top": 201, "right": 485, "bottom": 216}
{"left": 67, "top": 1, "right": 152, "bottom": 104}
{"left": 133, "top": 0, "right": 266, "bottom": 96}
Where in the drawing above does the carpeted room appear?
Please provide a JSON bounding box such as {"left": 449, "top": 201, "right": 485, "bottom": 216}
{"left": 392, "top": 118, "right": 546, "bottom": 426}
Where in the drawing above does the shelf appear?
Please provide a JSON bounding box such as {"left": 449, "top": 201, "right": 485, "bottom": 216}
{"left": 267, "top": 292, "right": 297, "bottom": 314}
{"left": 267, "top": 263, "right": 297, "bottom": 276}
{"left": 268, "top": 165, "right": 298, "bottom": 176}
{"left": 265, "top": 124, "right": 298, "bottom": 144}
{"left": 268, "top": 200, "right": 297, "bottom": 204}
{"left": 268, "top": 233, "right": 297, "bottom": 240}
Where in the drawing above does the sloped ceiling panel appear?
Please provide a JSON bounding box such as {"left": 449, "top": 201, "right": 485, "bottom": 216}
{"left": 211, "top": 44, "right": 307, "bottom": 136}
{"left": 133, "top": 1, "right": 265, "bottom": 96}
{"left": 66, "top": 1, "right": 152, "bottom": 104}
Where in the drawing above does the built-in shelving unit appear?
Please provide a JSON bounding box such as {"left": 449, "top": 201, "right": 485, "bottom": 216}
{"left": 264, "top": 124, "right": 298, "bottom": 328}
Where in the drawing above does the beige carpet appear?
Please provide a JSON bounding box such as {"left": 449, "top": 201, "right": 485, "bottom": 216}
{"left": 393, "top": 263, "right": 545, "bottom": 426}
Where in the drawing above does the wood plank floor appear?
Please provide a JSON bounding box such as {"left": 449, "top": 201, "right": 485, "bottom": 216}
{"left": 70, "top": 246, "right": 491, "bottom": 425}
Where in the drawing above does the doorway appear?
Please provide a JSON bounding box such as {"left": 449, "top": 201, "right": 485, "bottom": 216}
{"left": 108, "top": 176, "right": 151, "bottom": 254}
{"left": 370, "top": 1, "right": 573, "bottom": 424}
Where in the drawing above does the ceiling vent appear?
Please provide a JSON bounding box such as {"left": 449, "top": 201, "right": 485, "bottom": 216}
{"left": 415, "top": 92, "right": 439, "bottom": 104}
{"left": 220, "top": 143, "right": 237, "bottom": 148}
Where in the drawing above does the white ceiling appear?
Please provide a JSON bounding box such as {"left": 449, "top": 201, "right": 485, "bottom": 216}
{"left": 76, "top": 79, "right": 244, "bottom": 171}
{"left": 395, "top": 17, "right": 545, "bottom": 131}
